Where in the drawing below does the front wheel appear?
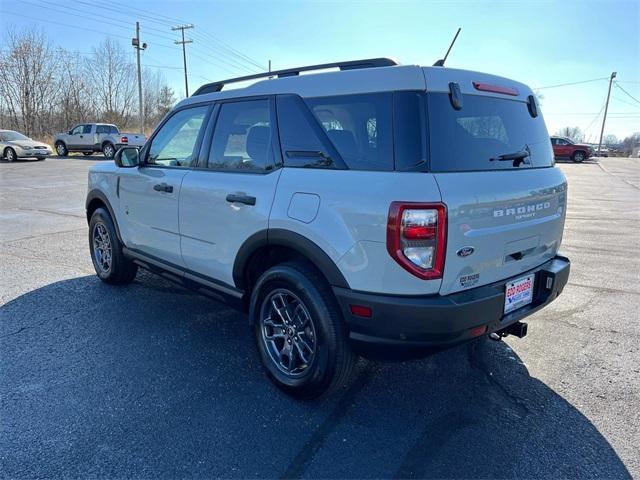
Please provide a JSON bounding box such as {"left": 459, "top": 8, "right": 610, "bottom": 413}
{"left": 572, "top": 151, "right": 586, "bottom": 163}
{"left": 89, "top": 208, "right": 137, "bottom": 285}
{"left": 251, "top": 262, "right": 355, "bottom": 399}
{"left": 5, "top": 148, "right": 16, "bottom": 162}
{"left": 55, "top": 142, "right": 68, "bottom": 157}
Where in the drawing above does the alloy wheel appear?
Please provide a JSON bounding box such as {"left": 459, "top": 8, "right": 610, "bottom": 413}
{"left": 92, "top": 222, "right": 112, "bottom": 274}
{"left": 259, "top": 289, "right": 317, "bottom": 377}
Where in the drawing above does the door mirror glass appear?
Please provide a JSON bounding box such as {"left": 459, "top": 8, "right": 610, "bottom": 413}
{"left": 114, "top": 147, "right": 140, "bottom": 167}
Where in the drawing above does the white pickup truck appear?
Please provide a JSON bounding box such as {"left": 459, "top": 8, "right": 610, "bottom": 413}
{"left": 54, "top": 123, "right": 146, "bottom": 158}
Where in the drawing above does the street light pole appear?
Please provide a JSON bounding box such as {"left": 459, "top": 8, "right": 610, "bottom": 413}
{"left": 132, "top": 22, "right": 147, "bottom": 135}
{"left": 172, "top": 24, "right": 194, "bottom": 97}
{"left": 597, "top": 71, "right": 617, "bottom": 157}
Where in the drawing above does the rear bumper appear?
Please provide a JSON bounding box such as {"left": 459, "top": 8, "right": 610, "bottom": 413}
{"left": 333, "top": 255, "right": 570, "bottom": 353}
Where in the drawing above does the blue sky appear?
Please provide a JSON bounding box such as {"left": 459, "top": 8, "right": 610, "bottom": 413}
{"left": 2, "top": 0, "right": 639, "bottom": 139}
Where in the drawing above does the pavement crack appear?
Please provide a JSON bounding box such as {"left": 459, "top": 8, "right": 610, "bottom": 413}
{"left": 280, "top": 362, "right": 379, "bottom": 479}
{"left": 466, "top": 343, "right": 530, "bottom": 418}
{"left": 0, "top": 326, "right": 29, "bottom": 338}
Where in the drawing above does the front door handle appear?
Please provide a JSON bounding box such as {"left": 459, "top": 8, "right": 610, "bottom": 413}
{"left": 153, "top": 183, "right": 173, "bottom": 193}
{"left": 226, "top": 193, "right": 256, "bottom": 206}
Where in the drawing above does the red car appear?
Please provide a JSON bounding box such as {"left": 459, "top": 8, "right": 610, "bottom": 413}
{"left": 550, "top": 136, "right": 593, "bottom": 163}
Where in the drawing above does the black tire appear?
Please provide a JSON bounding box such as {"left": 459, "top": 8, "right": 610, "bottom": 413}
{"left": 55, "top": 142, "right": 68, "bottom": 157}
{"left": 102, "top": 143, "right": 115, "bottom": 159}
{"left": 250, "top": 261, "right": 355, "bottom": 399}
{"left": 5, "top": 147, "right": 17, "bottom": 162}
{"left": 83, "top": 152, "right": 93, "bottom": 156}
{"left": 571, "top": 150, "right": 586, "bottom": 163}
{"left": 89, "top": 208, "right": 137, "bottom": 285}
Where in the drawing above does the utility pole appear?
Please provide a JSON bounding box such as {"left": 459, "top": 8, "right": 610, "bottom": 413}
{"left": 132, "top": 22, "right": 147, "bottom": 134}
{"left": 597, "top": 71, "right": 617, "bottom": 157}
{"left": 172, "top": 24, "right": 194, "bottom": 97}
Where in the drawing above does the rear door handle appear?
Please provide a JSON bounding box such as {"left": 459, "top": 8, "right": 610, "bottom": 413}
{"left": 153, "top": 182, "right": 173, "bottom": 193}
{"left": 226, "top": 193, "right": 256, "bottom": 206}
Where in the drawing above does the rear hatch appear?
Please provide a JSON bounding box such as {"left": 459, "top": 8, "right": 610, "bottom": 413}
{"left": 423, "top": 72, "right": 567, "bottom": 295}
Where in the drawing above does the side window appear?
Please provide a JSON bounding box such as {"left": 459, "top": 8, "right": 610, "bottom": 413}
{"left": 148, "top": 105, "right": 208, "bottom": 168}
{"left": 110, "top": 126, "right": 119, "bottom": 134}
{"left": 96, "top": 125, "right": 107, "bottom": 134}
{"left": 305, "top": 93, "right": 393, "bottom": 171}
{"left": 276, "top": 95, "right": 335, "bottom": 168}
{"left": 207, "top": 99, "right": 274, "bottom": 172}
{"left": 550, "top": 138, "right": 556, "bottom": 145}
{"left": 70, "top": 125, "right": 83, "bottom": 135}
{"left": 82, "top": 125, "right": 92, "bottom": 134}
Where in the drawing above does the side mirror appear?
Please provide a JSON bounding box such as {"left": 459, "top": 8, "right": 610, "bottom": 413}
{"left": 114, "top": 147, "right": 141, "bottom": 168}
{"left": 68, "top": 130, "right": 73, "bottom": 135}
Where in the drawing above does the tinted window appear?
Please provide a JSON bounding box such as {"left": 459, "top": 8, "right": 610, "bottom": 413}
{"left": 148, "top": 105, "right": 208, "bottom": 168}
{"left": 427, "top": 93, "right": 553, "bottom": 171}
{"left": 70, "top": 125, "right": 83, "bottom": 135}
{"left": 208, "top": 99, "right": 274, "bottom": 172}
{"left": 276, "top": 95, "right": 335, "bottom": 168}
{"left": 96, "top": 125, "right": 108, "bottom": 134}
{"left": 110, "top": 126, "right": 119, "bottom": 134}
{"left": 82, "top": 125, "right": 92, "bottom": 134}
{"left": 305, "top": 93, "right": 393, "bottom": 171}
{"left": 394, "top": 92, "right": 427, "bottom": 171}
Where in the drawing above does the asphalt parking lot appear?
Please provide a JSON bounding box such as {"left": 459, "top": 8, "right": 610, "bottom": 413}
{"left": 1, "top": 155, "right": 638, "bottom": 479}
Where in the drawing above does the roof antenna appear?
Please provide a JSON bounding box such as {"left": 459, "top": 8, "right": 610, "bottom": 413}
{"left": 433, "top": 27, "right": 461, "bottom": 67}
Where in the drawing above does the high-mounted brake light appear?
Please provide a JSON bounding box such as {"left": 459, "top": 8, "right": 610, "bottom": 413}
{"left": 121, "top": 136, "right": 129, "bottom": 143}
{"left": 473, "top": 82, "right": 519, "bottom": 96}
{"left": 387, "top": 202, "right": 447, "bottom": 280}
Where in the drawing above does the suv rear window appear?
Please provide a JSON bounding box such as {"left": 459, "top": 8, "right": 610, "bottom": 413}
{"left": 427, "top": 93, "right": 553, "bottom": 172}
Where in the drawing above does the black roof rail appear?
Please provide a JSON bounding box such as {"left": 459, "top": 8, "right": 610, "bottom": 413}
{"left": 192, "top": 57, "right": 399, "bottom": 96}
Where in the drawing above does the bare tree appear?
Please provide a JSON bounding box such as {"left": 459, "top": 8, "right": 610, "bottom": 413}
{"left": 84, "top": 38, "right": 137, "bottom": 126}
{"left": 554, "top": 127, "right": 584, "bottom": 142}
{"left": 602, "top": 134, "right": 618, "bottom": 146}
{"left": 0, "top": 28, "right": 61, "bottom": 137}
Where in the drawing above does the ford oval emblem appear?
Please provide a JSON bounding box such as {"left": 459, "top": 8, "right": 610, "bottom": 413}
{"left": 457, "top": 246, "right": 475, "bottom": 257}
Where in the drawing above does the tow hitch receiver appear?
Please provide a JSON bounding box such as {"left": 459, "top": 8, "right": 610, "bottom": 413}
{"left": 491, "top": 321, "right": 528, "bottom": 340}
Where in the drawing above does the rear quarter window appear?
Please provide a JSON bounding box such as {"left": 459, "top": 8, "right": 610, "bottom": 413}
{"left": 305, "top": 93, "right": 393, "bottom": 171}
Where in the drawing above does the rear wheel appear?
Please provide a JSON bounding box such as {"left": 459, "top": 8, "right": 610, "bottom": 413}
{"left": 55, "top": 142, "right": 68, "bottom": 157}
{"left": 5, "top": 148, "right": 16, "bottom": 162}
{"left": 251, "top": 262, "right": 355, "bottom": 399}
{"left": 102, "top": 143, "right": 115, "bottom": 159}
{"left": 571, "top": 150, "right": 586, "bottom": 163}
{"left": 89, "top": 208, "right": 137, "bottom": 285}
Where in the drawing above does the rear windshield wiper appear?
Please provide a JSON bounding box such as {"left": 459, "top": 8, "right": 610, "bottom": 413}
{"left": 489, "top": 149, "right": 530, "bottom": 167}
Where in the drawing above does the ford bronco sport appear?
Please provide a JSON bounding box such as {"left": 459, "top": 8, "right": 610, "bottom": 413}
{"left": 86, "top": 58, "right": 570, "bottom": 398}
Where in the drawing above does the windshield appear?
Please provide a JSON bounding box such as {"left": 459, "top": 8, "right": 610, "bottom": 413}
{"left": 427, "top": 93, "right": 553, "bottom": 172}
{"left": 1, "top": 131, "right": 30, "bottom": 141}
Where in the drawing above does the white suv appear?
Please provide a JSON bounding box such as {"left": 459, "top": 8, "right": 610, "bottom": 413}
{"left": 85, "top": 58, "right": 570, "bottom": 398}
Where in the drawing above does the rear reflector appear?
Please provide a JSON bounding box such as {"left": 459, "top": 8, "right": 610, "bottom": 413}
{"left": 473, "top": 82, "right": 519, "bottom": 96}
{"left": 469, "top": 325, "right": 488, "bottom": 338}
{"left": 121, "top": 136, "right": 129, "bottom": 143}
{"left": 349, "top": 304, "right": 372, "bottom": 318}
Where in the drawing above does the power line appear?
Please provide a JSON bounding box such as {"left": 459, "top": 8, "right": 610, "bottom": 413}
{"left": 611, "top": 95, "right": 640, "bottom": 109}
{"left": 614, "top": 82, "right": 640, "bottom": 104}
{"left": 96, "top": 0, "right": 265, "bottom": 73}
{"left": 534, "top": 77, "right": 608, "bottom": 90}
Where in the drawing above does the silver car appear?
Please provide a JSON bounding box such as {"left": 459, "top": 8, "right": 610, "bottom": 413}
{"left": 0, "top": 130, "right": 52, "bottom": 161}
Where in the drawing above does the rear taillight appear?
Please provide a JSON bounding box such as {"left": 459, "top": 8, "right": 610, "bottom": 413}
{"left": 120, "top": 136, "right": 128, "bottom": 143}
{"left": 387, "top": 202, "right": 447, "bottom": 280}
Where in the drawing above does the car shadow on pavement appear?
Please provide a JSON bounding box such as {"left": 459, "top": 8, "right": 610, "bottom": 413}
{"left": 1, "top": 272, "right": 631, "bottom": 479}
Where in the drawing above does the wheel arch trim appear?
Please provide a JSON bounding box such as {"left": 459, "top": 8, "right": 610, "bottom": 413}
{"left": 233, "top": 229, "right": 350, "bottom": 290}
{"left": 86, "top": 189, "right": 123, "bottom": 243}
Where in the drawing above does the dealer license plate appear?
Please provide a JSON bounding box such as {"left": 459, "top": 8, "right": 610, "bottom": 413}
{"left": 504, "top": 274, "right": 534, "bottom": 314}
